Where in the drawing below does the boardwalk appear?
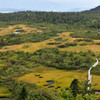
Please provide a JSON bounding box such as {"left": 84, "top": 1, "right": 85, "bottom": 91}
{"left": 88, "top": 58, "right": 99, "bottom": 90}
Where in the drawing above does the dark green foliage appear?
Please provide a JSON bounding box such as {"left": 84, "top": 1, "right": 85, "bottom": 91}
{"left": 7, "top": 80, "right": 61, "bottom": 100}
{"left": 7, "top": 81, "right": 36, "bottom": 99}
{"left": 16, "top": 29, "right": 25, "bottom": 32}
{"left": 91, "top": 65, "right": 100, "bottom": 75}
{"left": 79, "top": 43, "right": 88, "bottom": 46}
{"left": 33, "top": 48, "right": 95, "bottom": 70}
{"left": 89, "top": 22, "right": 100, "bottom": 29}
{"left": 0, "top": 11, "right": 92, "bottom": 25}
{"left": 0, "top": 51, "right": 39, "bottom": 77}
{"left": 27, "top": 90, "right": 61, "bottom": 100}
{"left": 70, "top": 79, "right": 79, "bottom": 97}
{"left": 0, "top": 10, "right": 99, "bottom": 27}
{"left": 70, "top": 29, "right": 100, "bottom": 40}
{"left": 81, "top": 81, "right": 89, "bottom": 96}
{"left": 80, "top": 80, "right": 95, "bottom": 97}
{"left": 0, "top": 31, "right": 58, "bottom": 47}
{"left": 84, "top": 6, "right": 100, "bottom": 14}
{"left": 60, "top": 89, "right": 74, "bottom": 100}
{"left": 18, "top": 86, "right": 27, "bottom": 100}
{"left": 75, "top": 39, "right": 93, "bottom": 42}
{"left": 0, "top": 77, "right": 96, "bottom": 100}
{"left": 47, "top": 42, "right": 60, "bottom": 45}
{"left": 0, "top": 48, "right": 94, "bottom": 76}
{"left": 95, "top": 42, "right": 100, "bottom": 45}
{"left": 91, "top": 54, "right": 100, "bottom": 75}
{"left": 0, "top": 8, "right": 100, "bottom": 30}
{"left": 58, "top": 42, "right": 78, "bottom": 48}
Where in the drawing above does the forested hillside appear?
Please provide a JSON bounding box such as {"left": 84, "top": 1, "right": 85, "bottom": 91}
{"left": 0, "top": 11, "right": 89, "bottom": 24}
{"left": 0, "top": 6, "right": 100, "bottom": 30}
{"left": 84, "top": 6, "right": 100, "bottom": 14}
{"left": 0, "top": 10, "right": 99, "bottom": 26}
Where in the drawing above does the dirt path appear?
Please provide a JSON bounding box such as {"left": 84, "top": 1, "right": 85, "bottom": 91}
{"left": 88, "top": 58, "right": 99, "bottom": 90}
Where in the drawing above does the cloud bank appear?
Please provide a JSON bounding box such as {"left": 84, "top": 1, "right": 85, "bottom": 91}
{"left": 0, "top": 0, "right": 100, "bottom": 12}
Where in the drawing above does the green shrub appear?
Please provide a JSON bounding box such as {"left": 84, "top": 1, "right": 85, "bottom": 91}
{"left": 58, "top": 42, "right": 78, "bottom": 48}
{"left": 33, "top": 48, "right": 95, "bottom": 70}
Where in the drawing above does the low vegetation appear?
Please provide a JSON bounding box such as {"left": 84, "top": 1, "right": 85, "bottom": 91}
{"left": 70, "top": 29, "right": 100, "bottom": 40}
{"left": 33, "top": 48, "right": 95, "bottom": 70}
{"left": 91, "top": 65, "right": 100, "bottom": 75}
{"left": 0, "top": 51, "right": 41, "bottom": 78}
{"left": 0, "top": 31, "right": 58, "bottom": 48}
{"left": 58, "top": 42, "right": 78, "bottom": 48}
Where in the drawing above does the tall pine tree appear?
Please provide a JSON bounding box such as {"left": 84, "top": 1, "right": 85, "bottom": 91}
{"left": 70, "top": 79, "right": 79, "bottom": 97}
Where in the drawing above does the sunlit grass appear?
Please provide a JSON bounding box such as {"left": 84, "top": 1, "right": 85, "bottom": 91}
{"left": 18, "top": 66, "right": 87, "bottom": 91}
{"left": 0, "top": 24, "right": 42, "bottom": 36}
{"left": 59, "top": 45, "right": 88, "bottom": 52}
{"left": 0, "top": 87, "right": 11, "bottom": 97}
{"left": 92, "top": 75, "right": 100, "bottom": 90}
{"left": 84, "top": 45, "right": 100, "bottom": 54}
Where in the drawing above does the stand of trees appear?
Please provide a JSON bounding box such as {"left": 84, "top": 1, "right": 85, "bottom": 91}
{"left": 0, "top": 8, "right": 100, "bottom": 28}
{"left": 33, "top": 48, "right": 95, "bottom": 70}
{"left": 0, "top": 12, "right": 92, "bottom": 25}
{"left": 0, "top": 31, "right": 58, "bottom": 48}
{"left": 4, "top": 78, "right": 97, "bottom": 100}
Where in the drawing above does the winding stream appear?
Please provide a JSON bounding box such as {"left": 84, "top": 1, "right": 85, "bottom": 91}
{"left": 88, "top": 58, "right": 99, "bottom": 90}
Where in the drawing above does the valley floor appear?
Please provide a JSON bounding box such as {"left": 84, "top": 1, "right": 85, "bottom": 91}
{"left": 0, "top": 24, "right": 100, "bottom": 98}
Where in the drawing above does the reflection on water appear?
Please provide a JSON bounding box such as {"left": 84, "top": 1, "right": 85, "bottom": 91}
{"left": 46, "top": 81, "right": 54, "bottom": 85}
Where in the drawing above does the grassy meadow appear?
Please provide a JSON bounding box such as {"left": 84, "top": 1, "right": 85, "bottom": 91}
{"left": 18, "top": 66, "right": 87, "bottom": 91}
{"left": 18, "top": 65, "right": 100, "bottom": 91}
{"left": 0, "top": 25, "right": 99, "bottom": 54}
{"left": 0, "top": 24, "right": 99, "bottom": 54}
{"left": 0, "top": 23, "right": 100, "bottom": 98}
{"left": 0, "top": 87, "right": 11, "bottom": 97}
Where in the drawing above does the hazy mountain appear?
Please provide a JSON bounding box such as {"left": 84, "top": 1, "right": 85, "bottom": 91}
{"left": 0, "top": 6, "right": 100, "bottom": 13}
{"left": 90, "top": 6, "right": 100, "bottom": 11}
{"left": 0, "top": 8, "right": 24, "bottom": 13}
{"left": 83, "top": 6, "right": 100, "bottom": 14}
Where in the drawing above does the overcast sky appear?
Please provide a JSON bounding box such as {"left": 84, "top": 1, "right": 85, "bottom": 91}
{"left": 0, "top": 0, "right": 100, "bottom": 12}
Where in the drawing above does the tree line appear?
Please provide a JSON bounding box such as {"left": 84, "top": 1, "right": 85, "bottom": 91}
{"left": 0, "top": 11, "right": 100, "bottom": 28}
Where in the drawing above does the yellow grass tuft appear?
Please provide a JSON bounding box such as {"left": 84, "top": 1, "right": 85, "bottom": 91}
{"left": 0, "top": 24, "right": 42, "bottom": 36}
{"left": 84, "top": 45, "right": 100, "bottom": 54}
{"left": 0, "top": 87, "right": 11, "bottom": 97}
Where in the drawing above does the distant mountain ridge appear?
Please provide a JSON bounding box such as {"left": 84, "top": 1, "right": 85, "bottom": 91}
{"left": 0, "top": 6, "right": 100, "bottom": 13}
{"left": 0, "top": 8, "right": 24, "bottom": 13}
{"left": 90, "top": 6, "right": 100, "bottom": 11}
{"left": 84, "top": 6, "right": 100, "bottom": 13}
{"left": 0, "top": 6, "right": 100, "bottom": 26}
